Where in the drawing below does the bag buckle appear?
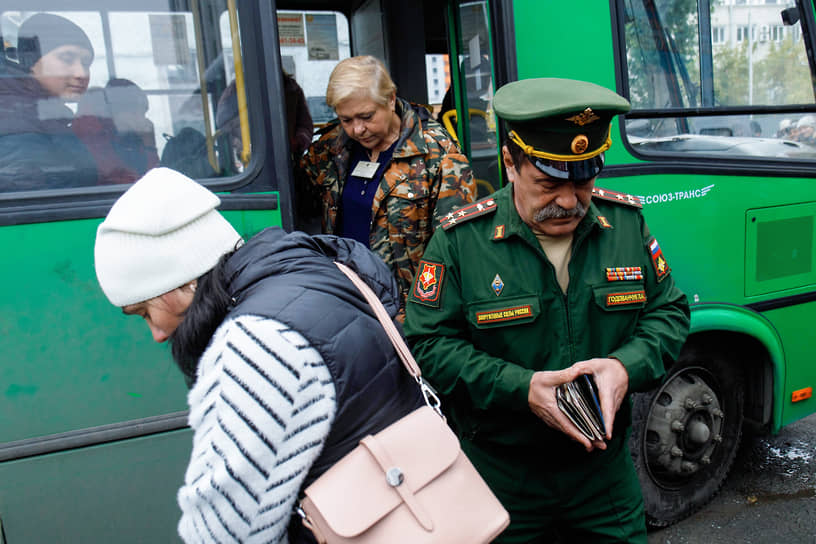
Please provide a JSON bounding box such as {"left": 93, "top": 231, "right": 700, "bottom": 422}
{"left": 418, "top": 377, "right": 443, "bottom": 418}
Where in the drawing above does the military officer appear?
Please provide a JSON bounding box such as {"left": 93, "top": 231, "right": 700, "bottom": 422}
{"left": 404, "top": 78, "right": 690, "bottom": 543}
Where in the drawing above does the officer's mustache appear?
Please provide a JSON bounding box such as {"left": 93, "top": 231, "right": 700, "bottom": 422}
{"left": 533, "top": 201, "right": 587, "bottom": 222}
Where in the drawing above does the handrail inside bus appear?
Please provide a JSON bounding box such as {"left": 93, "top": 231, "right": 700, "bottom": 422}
{"left": 228, "top": 0, "right": 251, "bottom": 167}
{"left": 191, "top": 0, "right": 220, "bottom": 175}
{"left": 441, "top": 108, "right": 488, "bottom": 143}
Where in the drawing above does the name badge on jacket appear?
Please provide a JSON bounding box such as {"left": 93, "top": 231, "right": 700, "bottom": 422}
{"left": 351, "top": 161, "right": 380, "bottom": 178}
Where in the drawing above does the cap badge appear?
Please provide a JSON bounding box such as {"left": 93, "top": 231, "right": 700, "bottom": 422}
{"left": 567, "top": 107, "right": 600, "bottom": 126}
{"left": 491, "top": 274, "right": 504, "bottom": 296}
{"left": 571, "top": 134, "right": 589, "bottom": 154}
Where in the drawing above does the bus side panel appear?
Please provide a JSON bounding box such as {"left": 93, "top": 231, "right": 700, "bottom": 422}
{"left": 512, "top": 0, "right": 617, "bottom": 88}
{"left": 0, "top": 430, "right": 190, "bottom": 543}
{"left": 222, "top": 206, "right": 283, "bottom": 240}
{"left": 762, "top": 302, "right": 816, "bottom": 427}
{"left": 597, "top": 174, "right": 816, "bottom": 431}
{"left": 0, "top": 207, "right": 277, "bottom": 539}
{"left": 0, "top": 220, "right": 189, "bottom": 444}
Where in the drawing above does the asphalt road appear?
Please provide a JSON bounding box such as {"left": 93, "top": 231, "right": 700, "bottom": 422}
{"left": 647, "top": 412, "right": 816, "bottom": 543}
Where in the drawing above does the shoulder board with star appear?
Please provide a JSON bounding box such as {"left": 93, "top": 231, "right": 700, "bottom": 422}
{"left": 439, "top": 196, "right": 498, "bottom": 230}
{"left": 592, "top": 187, "right": 642, "bottom": 209}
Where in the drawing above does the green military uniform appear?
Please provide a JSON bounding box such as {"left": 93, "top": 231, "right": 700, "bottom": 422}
{"left": 403, "top": 78, "right": 690, "bottom": 543}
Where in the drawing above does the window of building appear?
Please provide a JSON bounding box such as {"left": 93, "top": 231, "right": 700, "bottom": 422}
{"left": 712, "top": 26, "right": 726, "bottom": 44}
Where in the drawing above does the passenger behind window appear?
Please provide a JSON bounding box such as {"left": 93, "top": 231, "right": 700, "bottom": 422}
{"left": 214, "top": 70, "right": 312, "bottom": 172}
{"left": 790, "top": 115, "right": 816, "bottom": 147}
{"left": 73, "top": 78, "right": 159, "bottom": 185}
{"left": 214, "top": 80, "right": 243, "bottom": 173}
{"left": 0, "top": 13, "right": 97, "bottom": 192}
{"left": 282, "top": 70, "right": 314, "bottom": 159}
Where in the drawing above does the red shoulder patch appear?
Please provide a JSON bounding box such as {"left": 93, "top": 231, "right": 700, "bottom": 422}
{"left": 439, "top": 197, "right": 498, "bottom": 230}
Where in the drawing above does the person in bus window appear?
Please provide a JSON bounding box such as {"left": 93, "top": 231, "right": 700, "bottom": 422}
{"left": 296, "top": 55, "right": 476, "bottom": 317}
{"left": 73, "top": 78, "right": 159, "bottom": 185}
{"left": 94, "top": 167, "right": 423, "bottom": 543}
{"left": 0, "top": 13, "right": 97, "bottom": 191}
{"left": 283, "top": 70, "right": 314, "bottom": 159}
{"left": 215, "top": 70, "right": 313, "bottom": 173}
{"left": 405, "top": 78, "right": 690, "bottom": 543}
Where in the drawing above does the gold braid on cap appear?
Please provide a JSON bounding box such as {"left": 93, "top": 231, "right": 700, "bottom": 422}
{"left": 509, "top": 130, "right": 612, "bottom": 162}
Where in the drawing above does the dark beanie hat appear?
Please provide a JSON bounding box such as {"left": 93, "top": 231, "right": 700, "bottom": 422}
{"left": 17, "top": 13, "right": 94, "bottom": 72}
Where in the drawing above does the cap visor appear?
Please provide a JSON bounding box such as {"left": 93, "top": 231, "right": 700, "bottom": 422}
{"left": 531, "top": 154, "right": 604, "bottom": 182}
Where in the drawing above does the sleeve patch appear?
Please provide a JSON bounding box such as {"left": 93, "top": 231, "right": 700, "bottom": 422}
{"left": 647, "top": 236, "right": 671, "bottom": 282}
{"left": 410, "top": 260, "right": 446, "bottom": 307}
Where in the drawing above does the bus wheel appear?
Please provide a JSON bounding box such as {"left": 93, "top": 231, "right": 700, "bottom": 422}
{"left": 630, "top": 353, "right": 744, "bottom": 528}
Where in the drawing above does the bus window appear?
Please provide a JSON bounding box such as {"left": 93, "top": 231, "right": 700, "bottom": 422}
{"left": 622, "top": 0, "right": 816, "bottom": 161}
{"left": 277, "top": 10, "right": 351, "bottom": 132}
{"left": 0, "top": 3, "right": 252, "bottom": 193}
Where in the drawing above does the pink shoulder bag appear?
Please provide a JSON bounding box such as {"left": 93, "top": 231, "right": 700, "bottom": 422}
{"left": 296, "top": 262, "right": 509, "bottom": 544}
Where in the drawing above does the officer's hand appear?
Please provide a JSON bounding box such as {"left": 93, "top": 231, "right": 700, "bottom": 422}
{"left": 571, "top": 357, "right": 629, "bottom": 440}
{"left": 527, "top": 368, "right": 607, "bottom": 452}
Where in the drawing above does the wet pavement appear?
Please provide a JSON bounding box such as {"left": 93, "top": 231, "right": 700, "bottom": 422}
{"left": 647, "top": 412, "right": 816, "bottom": 543}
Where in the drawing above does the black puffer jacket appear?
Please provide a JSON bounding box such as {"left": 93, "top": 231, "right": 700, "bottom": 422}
{"left": 225, "top": 227, "right": 423, "bottom": 487}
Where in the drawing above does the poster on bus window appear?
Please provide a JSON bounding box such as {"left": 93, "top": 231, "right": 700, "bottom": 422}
{"left": 305, "top": 13, "right": 339, "bottom": 60}
{"left": 278, "top": 12, "right": 305, "bottom": 47}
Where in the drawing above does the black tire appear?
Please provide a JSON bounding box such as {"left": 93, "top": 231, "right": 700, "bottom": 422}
{"left": 630, "top": 348, "right": 744, "bottom": 528}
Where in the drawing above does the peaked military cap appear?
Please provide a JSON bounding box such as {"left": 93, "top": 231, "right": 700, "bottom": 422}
{"left": 493, "top": 78, "right": 631, "bottom": 182}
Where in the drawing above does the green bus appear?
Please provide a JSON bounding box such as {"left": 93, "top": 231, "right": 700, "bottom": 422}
{"left": 2, "top": 0, "right": 815, "bottom": 540}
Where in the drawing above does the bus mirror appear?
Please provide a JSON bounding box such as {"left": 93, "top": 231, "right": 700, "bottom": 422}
{"left": 781, "top": 7, "right": 799, "bottom": 26}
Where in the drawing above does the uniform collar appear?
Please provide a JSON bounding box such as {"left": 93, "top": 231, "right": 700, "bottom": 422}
{"left": 489, "top": 184, "right": 606, "bottom": 243}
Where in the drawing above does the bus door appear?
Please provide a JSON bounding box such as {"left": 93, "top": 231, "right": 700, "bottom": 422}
{"left": 0, "top": 1, "right": 285, "bottom": 541}
{"left": 276, "top": 0, "right": 505, "bottom": 228}
{"left": 443, "top": 0, "right": 502, "bottom": 198}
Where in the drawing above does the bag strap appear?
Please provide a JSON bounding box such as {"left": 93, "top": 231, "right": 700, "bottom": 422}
{"left": 334, "top": 261, "right": 442, "bottom": 416}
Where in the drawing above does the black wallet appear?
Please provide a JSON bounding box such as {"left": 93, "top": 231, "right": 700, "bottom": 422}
{"left": 556, "top": 374, "right": 606, "bottom": 441}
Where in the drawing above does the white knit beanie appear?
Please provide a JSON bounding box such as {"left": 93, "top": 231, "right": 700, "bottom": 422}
{"left": 94, "top": 168, "right": 243, "bottom": 307}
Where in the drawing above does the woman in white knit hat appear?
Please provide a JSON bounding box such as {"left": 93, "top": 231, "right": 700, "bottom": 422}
{"left": 94, "top": 167, "right": 422, "bottom": 543}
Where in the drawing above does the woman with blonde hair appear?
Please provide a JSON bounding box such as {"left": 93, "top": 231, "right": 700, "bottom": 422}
{"left": 297, "top": 55, "right": 475, "bottom": 315}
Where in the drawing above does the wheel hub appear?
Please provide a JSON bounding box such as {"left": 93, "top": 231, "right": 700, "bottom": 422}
{"left": 643, "top": 368, "right": 724, "bottom": 483}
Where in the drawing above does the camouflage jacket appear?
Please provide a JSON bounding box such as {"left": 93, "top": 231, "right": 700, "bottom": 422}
{"left": 298, "top": 98, "right": 475, "bottom": 306}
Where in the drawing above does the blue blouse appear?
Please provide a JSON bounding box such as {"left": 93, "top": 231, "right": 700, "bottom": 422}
{"left": 339, "top": 139, "right": 398, "bottom": 246}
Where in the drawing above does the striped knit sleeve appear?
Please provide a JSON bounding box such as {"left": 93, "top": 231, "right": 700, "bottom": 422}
{"left": 177, "top": 315, "right": 336, "bottom": 544}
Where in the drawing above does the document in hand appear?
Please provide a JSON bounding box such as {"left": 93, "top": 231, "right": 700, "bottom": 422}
{"left": 556, "top": 374, "right": 606, "bottom": 441}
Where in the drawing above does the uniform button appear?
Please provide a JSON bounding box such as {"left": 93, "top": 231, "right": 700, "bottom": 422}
{"left": 408, "top": 192, "right": 414, "bottom": 198}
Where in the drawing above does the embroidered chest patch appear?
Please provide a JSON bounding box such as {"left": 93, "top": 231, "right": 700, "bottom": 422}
{"left": 410, "top": 260, "right": 445, "bottom": 307}
{"left": 606, "top": 290, "right": 647, "bottom": 307}
{"left": 475, "top": 304, "right": 535, "bottom": 325}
